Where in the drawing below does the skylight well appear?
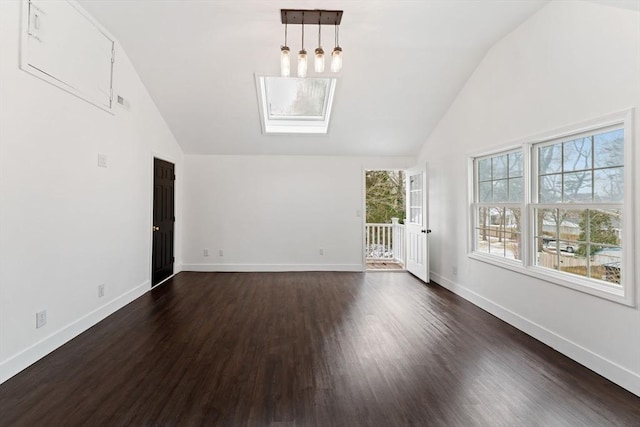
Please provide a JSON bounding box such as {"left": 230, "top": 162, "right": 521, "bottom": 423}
{"left": 256, "top": 76, "right": 337, "bottom": 134}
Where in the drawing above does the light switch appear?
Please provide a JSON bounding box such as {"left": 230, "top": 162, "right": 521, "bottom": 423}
{"left": 98, "top": 154, "right": 107, "bottom": 168}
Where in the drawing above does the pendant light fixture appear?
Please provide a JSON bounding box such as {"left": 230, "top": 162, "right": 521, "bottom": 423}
{"left": 331, "top": 24, "right": 342, "bottom": 73}
{"left": 279, "top": 9, "right": 343, "bottom": 77}
{"left": 314, "top": 17, "right": 325, "bottom": 73}
{"left": 298, "top": 17, "right": 307, "bottom": 78}
{"left": 280, "top": 19, "right": 290, "bottom": 77}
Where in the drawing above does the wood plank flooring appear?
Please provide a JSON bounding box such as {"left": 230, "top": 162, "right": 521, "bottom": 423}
{"left": 1, "top": 272, "right": 638, "bottom": 426}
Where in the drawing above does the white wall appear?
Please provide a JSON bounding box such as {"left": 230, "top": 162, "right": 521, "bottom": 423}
{"left": 418, "top": 1, "right": 640, "bottom": 395}
{"left": 0, "top": 0, "right": 183, "bottom": 383}
{"left": 182, "top": 155, "right": 413, "bottom": 271}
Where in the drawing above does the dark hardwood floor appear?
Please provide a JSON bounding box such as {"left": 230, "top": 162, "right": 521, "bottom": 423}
{"left": 1, "top": 272, "right": 638, "bottom": 426}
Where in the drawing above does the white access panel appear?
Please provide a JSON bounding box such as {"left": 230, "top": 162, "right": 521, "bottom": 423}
{"left": 21, "top": 0, "right": 115, "bottom": 111}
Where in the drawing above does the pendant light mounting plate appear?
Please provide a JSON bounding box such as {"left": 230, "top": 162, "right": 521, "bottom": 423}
{"left": 281, "top": 9, "right": 343, "bottom": 26}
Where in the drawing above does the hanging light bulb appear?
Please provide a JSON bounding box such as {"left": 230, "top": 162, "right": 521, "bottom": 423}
{"left": 330, "top": 47, "right": 342, "bottom": 72}
{"left": 298, "top": 50, "right": 307, "bottom": 78}
{"left": 280, "top": 21, "right": 290, "bottom": 77}
{"left": 315, "top": 47, "right": 325, "bottom": 73}
{"left": 314, "top": 18, "right": 325, "bottom": 73}
{"left": 331, "top": 24, "right": 342, "bottom": 73}
{"left": 298, "top": 20, "right": 307, "bottom": 78}
{"left": 281, "top": 47, "right": 291, "bottom": 77}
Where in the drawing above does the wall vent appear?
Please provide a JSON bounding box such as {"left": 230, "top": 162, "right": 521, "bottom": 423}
{"left": 116, "top": 94, "right": 131, "bottom": 111}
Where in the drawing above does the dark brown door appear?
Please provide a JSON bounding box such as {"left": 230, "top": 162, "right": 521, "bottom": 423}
{"left": 152, "top": 158, "right": 175, "bottom": 286}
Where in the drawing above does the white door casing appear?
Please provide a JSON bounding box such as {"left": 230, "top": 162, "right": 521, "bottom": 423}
{"left": 405, "top": 166, "right": 429, "bottom": 282}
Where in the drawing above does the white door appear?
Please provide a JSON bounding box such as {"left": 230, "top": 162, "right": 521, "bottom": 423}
{"left": 405, "top": 166, "right": 430, "bottom": 282}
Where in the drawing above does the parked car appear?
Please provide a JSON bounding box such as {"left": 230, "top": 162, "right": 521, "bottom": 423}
{"left": 546, "top": 240, "right": 575, "bottom": 253}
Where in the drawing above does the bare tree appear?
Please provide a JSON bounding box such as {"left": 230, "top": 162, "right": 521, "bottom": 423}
{"left": 366, "top": 170, "right": 405, "bottom": 224}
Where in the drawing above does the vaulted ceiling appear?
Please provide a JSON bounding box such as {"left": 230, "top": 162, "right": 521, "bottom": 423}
{"left": 78, "top": 0, "right": 551, "bottom": 156}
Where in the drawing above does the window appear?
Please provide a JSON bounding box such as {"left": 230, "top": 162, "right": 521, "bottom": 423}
{"left": 469, "top": 111, "right": 633, "bottom": 304}
{"left": 408, "top": 173, "right": 423, "bottom": 224}
{"left": 533, "top": 127, "right": 624, "bottom": 287}
{"left": 472, "top": 150, "right": 523, "bottom": 260}
{"left": 255, "top": 76, "right": 337, "bottom": 134}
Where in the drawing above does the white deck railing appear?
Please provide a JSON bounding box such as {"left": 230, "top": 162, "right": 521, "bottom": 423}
{"left": 365, "top": 218, "right": 405, "bottom": 264}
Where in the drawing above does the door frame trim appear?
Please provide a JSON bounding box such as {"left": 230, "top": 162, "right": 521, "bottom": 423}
{"left": 149, "top": 152, "right": 179, "bottom": 288}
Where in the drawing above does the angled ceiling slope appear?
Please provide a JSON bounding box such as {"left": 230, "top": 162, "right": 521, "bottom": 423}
{"left": 77, "top": 0, "right": 549, "bottom": 156}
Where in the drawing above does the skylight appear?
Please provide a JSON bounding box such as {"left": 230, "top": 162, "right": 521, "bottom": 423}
{"left": 256, "top": 76, "right": 337, "bottom": 134}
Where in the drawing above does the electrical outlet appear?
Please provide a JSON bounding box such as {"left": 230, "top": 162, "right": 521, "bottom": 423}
{"left": 219, "top": 249, "right": 224, "bottom": 257}
{"left": 204, "top": 248, "right": 209, "bottom": 257}
{"left": 98, "top": 284, "right": 105, "bottom": 298}
{"left": 452, "top": 266, "right": 458, "bottom": 276}
{"left": 319, "top": 248, "right": 324, "bottom": 255}
{"left": 36, "top": 310, "right": 47, "bottom": 328}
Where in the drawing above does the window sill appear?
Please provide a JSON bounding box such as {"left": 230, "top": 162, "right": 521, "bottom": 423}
{"left": 467, "top": 252, "right": 633, "bottom": 307}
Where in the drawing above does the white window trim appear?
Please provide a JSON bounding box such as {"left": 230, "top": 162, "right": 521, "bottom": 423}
{"left": 469, "top": 147, "right": 525, "bottom": 264}
{"left": 467, "top": 109, "right": 635, "bottom": 306}
{"left": 254, "top": 75, "right": 337, "bottom": 135}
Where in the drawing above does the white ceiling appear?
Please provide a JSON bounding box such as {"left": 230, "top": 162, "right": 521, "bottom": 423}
{"left": 77, "top": 0, "right": 551, "bottom": 156}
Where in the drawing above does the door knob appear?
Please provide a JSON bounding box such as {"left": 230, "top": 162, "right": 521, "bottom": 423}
{"left": 153, "top": 226, "right": 160, "bottom": 231}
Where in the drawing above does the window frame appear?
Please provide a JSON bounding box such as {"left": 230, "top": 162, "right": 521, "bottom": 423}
{"left": 470, "top": 148, "right": 524, "bottom": 264}
{"left": 468, "top": 109, "right": 635, "bottom": 306}
{"left": 255, "top": 75, "right": 337, "bottom": 135}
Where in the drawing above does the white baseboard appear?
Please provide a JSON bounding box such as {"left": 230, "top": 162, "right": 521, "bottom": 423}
{"left": 430, "top": 271, "right": 640, "bottom": 397}
{"left": 0, "top": 280, "right": 151, "bottom": 384}
{"left": 182, "top": 263, "right": 364, "bottom": 272}
{"left": 154, "top": 272, "right": 178, "bottom": 288}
